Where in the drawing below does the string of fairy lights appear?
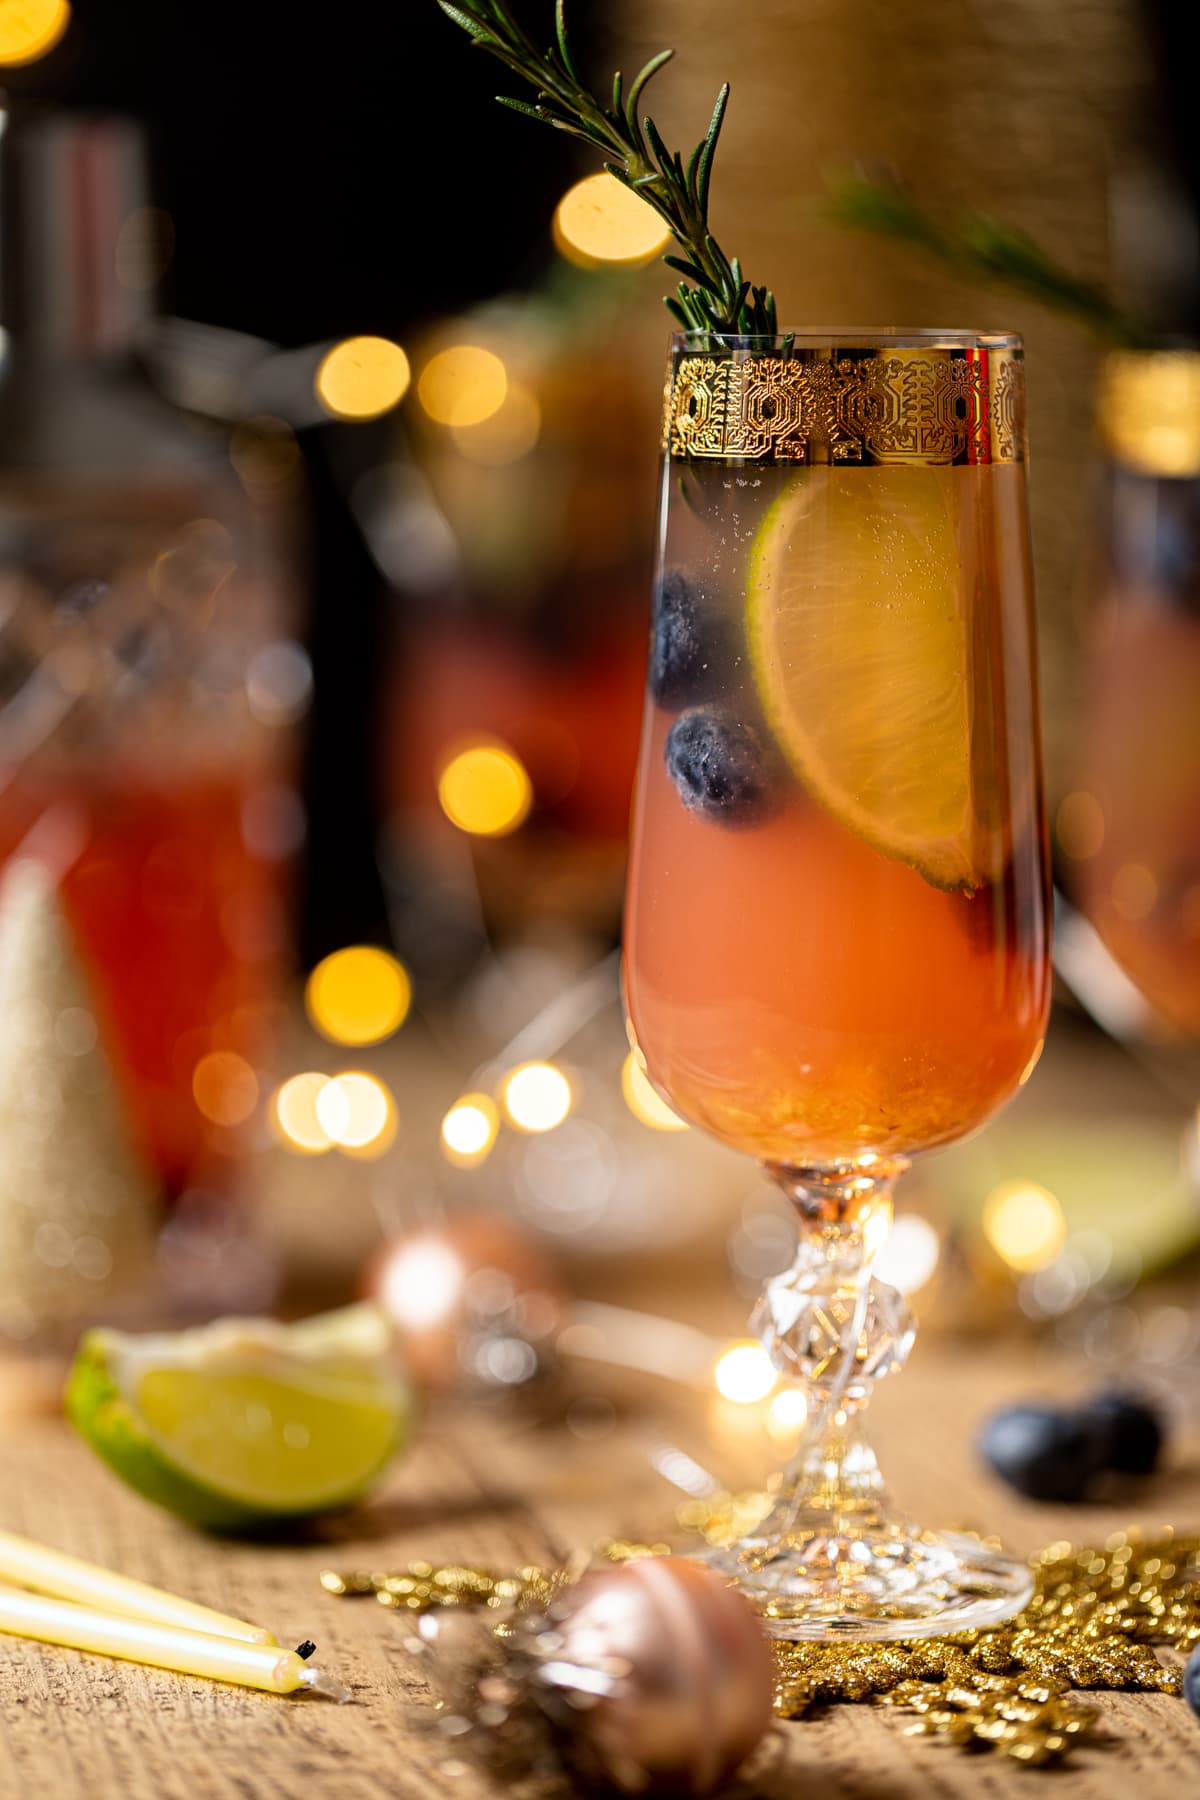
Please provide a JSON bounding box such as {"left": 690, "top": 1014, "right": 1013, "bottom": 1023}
{"left": 271, "top": 934, "right": 690, "bottom": 1166}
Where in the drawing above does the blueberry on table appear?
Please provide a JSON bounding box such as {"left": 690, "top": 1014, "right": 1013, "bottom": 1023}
{"left": 650, "top": 569, "right": 725, "bottom": 706}
{"left": 1081, "top": 1388, "right": 1164, "bottom": 1476}
{"left": 665, "top": 709, "right": 778, "bottom": 826}
{"left": 1186, "top": 1643, "right": 1200, "bottom": 1720}
{"left": 978, "top": 1404, "right": 1108, "bottom": 1503}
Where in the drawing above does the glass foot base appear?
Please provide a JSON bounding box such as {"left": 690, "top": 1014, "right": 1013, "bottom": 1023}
{"left": 703, "top": 1527, "right": 1033, "bottom": 1642}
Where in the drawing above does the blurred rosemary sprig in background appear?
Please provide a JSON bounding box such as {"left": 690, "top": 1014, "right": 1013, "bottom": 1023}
{"left": 435, "top": 0, "right": 779, "bottom": 337}
{"left": 830, "top": 176, "right": 1157, "bottom": 349}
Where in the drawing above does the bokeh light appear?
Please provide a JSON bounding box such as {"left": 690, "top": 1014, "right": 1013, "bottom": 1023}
{"left": 873, "top": 1214, "right": 940, "bottom": 1295}
{"left": 1056, "top": 790, "right": 1105, "bottom": 861}
{"left": 553, "top": 172, "right": 672, "bottom": 267}
{"left": 1111, "top": 862, "right": 1158, "bottom": 921}
{"left": 451, "top": 382, "right": 541, "bottom": 465}
{"left": 621, "top": 1051, "right": 687, "bottom": 1131}
{"left": 315, "top": 336, "right": 410, "bottom": 421}
{"left": 440, "top": 1093, "right": 500, "bottom": 1167}
{"left": 714, "top": 1341, "right": 777, "bottom": 1405}
{"left": 862, "top": 1197, "right": 894, "bottom": 1263}
{"left": 273, "top": 1072, "right": 335, "bottom": 1154}
{"left": 1099, "top": 351, "right": 1200, "bottom": 477}
{"left": 246, "top": 640, "right": 313, "bottom": 727}
{"left": 305, "top": 945, "right": 412, "bottom": 1047}
{"left": 769, "top": 1386, "right": 809, "bottom": 1430}
{"left": 437, "top": 741, "right": 532, "bottom": 836}
{"left": 377, "top": 1238, "right": 463, "bottom": 1329}
{"left": 983, "top": 1180, "right": 1067, "bottom": 1272}
{"left": 192, "top": 1052, "right": 258, "bottom": 1128}
{"left": 417, "top": 345, "right": 508, "bottom": 427}
{"left": 316, "top": 1071, "right": 396, "bottom": 1157}
{"left": 0, "top": 0, "right": 70, "bottom": 64}
{"left": 502, "top": 1062, "right": 572, "bottom": 1134}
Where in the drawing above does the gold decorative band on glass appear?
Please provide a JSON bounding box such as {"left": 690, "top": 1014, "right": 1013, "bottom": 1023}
{"left": 664, "top": 340, "right": 1026, "bottom": 467}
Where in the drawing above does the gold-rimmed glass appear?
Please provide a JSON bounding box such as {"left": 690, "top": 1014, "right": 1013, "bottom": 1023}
{"left": 624, "top": 330, "right": 1051, "bottom": 1639}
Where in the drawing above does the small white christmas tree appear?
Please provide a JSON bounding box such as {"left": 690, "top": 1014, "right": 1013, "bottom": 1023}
{"left": 0, "top": 859, "right": 159, "bottom": 1338}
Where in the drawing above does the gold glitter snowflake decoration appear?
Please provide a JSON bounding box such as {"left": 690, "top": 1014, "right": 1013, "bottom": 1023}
{"left": 773, "top": 1528, "right": 1199, "bottom": 1763}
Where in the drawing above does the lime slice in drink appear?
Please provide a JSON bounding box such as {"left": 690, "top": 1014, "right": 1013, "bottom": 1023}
{"left": 65, "top": 1304, "right": 412, "bottom": 1531}
{"left": 747, "top": 464, "right": 982, "bottom": 891}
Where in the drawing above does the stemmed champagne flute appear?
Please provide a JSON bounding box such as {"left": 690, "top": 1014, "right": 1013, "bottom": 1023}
{"left": 625, "top": 331, "right": 1051, "bottom": 1638}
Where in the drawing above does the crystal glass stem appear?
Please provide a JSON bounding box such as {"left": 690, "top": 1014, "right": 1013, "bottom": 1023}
{"left": 752, "top": 1165, "right": 906, "bottom": 1548}
{"left": 703, "top": 1161, "right": 1034, "bottom": 1640}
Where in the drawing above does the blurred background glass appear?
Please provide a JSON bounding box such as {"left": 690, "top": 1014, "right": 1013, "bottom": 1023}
{"left": 1059, "top": 350, "right": 1200, "bottom": 1044}
{"left": 0, "top": 105, "right": 301, "bottom": 1209}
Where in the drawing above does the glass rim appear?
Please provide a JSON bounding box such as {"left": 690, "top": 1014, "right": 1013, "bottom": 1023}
{"left": 671, "top": 328, "right": 1022, "bottom": 351}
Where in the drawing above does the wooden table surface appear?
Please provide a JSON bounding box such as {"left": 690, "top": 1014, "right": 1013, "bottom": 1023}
{"left": 1, "top": 1337, "right": 1198, "bottom": 1799}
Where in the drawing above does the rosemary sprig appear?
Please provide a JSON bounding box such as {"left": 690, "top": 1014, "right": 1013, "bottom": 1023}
{"left": 829, "top": 176, "right": 1157, "bottom": 349}
{"left": 435, "top": 0, "right": 778, "bottom": 338}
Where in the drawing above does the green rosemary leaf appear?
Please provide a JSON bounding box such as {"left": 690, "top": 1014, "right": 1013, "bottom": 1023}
{"left": 703, "top": 232, "right": 734, "bottom": 286}
{"left": 695, "top": 83, "right": 729, "bottom": 223}
{"left": 640, "top": 113, "right": 674, "bottom": 179}
{"left": 684, "top": 140, "right": 703, "bottom": 209}
{"left": 625, "top": 48, "right": 674, "bottom": 139}
{"left": 830, "top": 177, "right": 944, "bottom": 251}
{"left": 477, "top": 0, "right": 516, "bottom": 34}
{"left": 434, "top": 0, "right": 774, "bottom": 336}
{"left": 663, "top": 253, "right": 707, "bottom": 281}
{"left": 960, "top": 213, "right": 1142, "bottom": 336}
{"left": 437, "top": 2, "right": 494, "bottom": 41}
{"left": 495, "top": 94, "right": 552, "bottom": 120}
{"left": 548, "top": 118, "right": 611, "bottom": 147}
{"left": 553, "top": 0, "right": 578, "bottom": 80}
{"left": 829, "top": 175, "right": 1155, "bottom": 348}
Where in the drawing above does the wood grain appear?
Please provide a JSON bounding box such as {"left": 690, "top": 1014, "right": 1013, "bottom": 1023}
{"left": 2, "top": 1342, "right": 1198, "bottom": 1798}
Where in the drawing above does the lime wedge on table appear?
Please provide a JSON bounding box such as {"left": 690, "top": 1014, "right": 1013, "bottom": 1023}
{"left": 747, "top": 465, "right": 982, "bottom": 891}
{"left": 65, "top": 1304, "right": 412, "bottom": 1531}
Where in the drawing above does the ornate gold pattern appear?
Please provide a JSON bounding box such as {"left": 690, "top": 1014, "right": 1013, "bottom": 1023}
{"left": 664, "top": 346, "right": 1025, "bottom": 466}
{"left": 323, "top": 1526, "right": 1198, "bottom": 1769}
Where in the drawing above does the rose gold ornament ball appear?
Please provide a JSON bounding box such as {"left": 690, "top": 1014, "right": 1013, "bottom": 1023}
{"left": 549, "top": 1556, "right": 774, "bottom": 1795}
{"left": 362, "top": 1210, "right": 563, "bottom": 1392}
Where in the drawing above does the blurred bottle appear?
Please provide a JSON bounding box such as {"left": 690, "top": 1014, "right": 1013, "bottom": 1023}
{"left": 378, "top": 295, "right": 657, "bottom": 964}
{"left": 0, "top": 107, "right": 302, "bottom": 1203}
{"left": 1064, "top": 350, "right": 1200, "bottom": 1039}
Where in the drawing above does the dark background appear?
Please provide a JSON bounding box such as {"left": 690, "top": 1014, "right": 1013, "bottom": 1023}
{"left": 3, "top": 0, "right": 603, "bottom": 343}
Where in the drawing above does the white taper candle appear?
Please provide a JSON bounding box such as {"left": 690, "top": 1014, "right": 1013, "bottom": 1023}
{"left": 0, "top": 1586, "right": 349, "bottom": 1700}
{"left": 0, "top": 1529, "right": 274, "bottom": 1644}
